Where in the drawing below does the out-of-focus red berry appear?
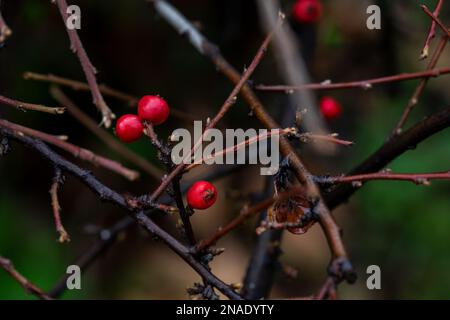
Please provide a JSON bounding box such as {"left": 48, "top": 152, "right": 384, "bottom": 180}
{"left": 292, "top": 0, "right": 323, "bottom": 24}
{"left": 320, "top": 96, "right": 342, "bottom": 120}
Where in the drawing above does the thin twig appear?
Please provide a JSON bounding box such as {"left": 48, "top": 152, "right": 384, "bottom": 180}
{"left": 255, "top": 67, "right": 450, "bottom": 92}
{"left": 49, "top": 168, "right": 70, "bottom": 243}
{"left": 185, "top": 128, "right": 297, "bottom": 172}
{"left": 50, "top": 86, "right": 163, "bottom": 180}
{"left": 421, "top": 4, "right": 450, "bottom": 38}
{"left": 420, "top": 0, "right": 444, "bottom": 59}
{"left": 0, "top": 256, "right": 52, "bottom": 300}
{"left": 316, "top": 170, "right": 450, "bottom": 186}
{"left": 392, "top": 36, "right": 448, "bottom": 135}
{"left": 53, "top": 0, "right": 115, "bottom": 127}
{"left": 25, "top": 72, "right": 138, "bottom": 105}
{"left": 0, "top": 119, "right": 139, "bottom": 181}
{"left": 25, "top": 72, "right": 197, "bottom": 121}
{"left": 0, "top": 94, "right": 65, "bottom": 115}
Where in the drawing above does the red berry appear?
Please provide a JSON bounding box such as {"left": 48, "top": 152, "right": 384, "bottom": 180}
{"left": 320, "top": 96, "right": 342, "bottom": 120}
{"left": 186, "top": 181, "right": 218, "bottom": 210}
{"left": 292, "top": 0, "right": 322, "bottom": 24}
{"left": 138, "top": 95, "right": 170, "bottom": 125}
{"left": 115, "top": 114, "right": 144, "bottom": 143}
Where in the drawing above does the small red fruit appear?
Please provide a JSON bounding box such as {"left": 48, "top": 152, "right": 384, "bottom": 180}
{"left": 138, "top": 95, "right": 170, "bottom": 125}
{"left": 320, "top": 96, "right": 342, "bottom": 120}
{"left": 186, "top": 181, "right": 218, "bottom": 210}
{"left": 115, "top": 114, "right": 144, "bottom": 143}
{"left": 292, "top": 0, "right": 322, "bottom": 24}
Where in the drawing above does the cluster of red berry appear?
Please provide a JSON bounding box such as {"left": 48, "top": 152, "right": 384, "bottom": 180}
{"left": 115, "top": 95, "right": 170, "bottom": 143}
{"left": 115, "top": 95, "right": 218, "bottom": 210}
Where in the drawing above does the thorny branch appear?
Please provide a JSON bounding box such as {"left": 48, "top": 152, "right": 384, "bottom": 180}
{"left": 52, "top": 0, "right": 115, "bottom": 127}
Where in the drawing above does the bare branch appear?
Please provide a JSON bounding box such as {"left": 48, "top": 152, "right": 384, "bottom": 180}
{"left": 49, "top": 168, "right": 70, "bottom": 243}
{"left": 0, "top": 119, "right": 139, "bottom": 181}
{"left": 0, "top": 94, "right": 65, "bottom": 115}
{"left": 316, "top": 170, "right": 450, "bottom": 186}
{"left": 256, "top": 67, "right": 450, "bottom": 93}
{"left": 421, "top": 4, "right": 450, "bottom": 38}
{"left": 0, "top": 256, "right": 52, "bottom": 300}
{"left": 420, "top": 0, "right": 444, "bottom": 59}
{"left": 392, "top": 36, "right": 448, "bottom": 136}
{"left": 53, "top": 0, "right": 115, "bottom": 127}
{"left": 25, "top": 72, "right": 197, "bottom": 121}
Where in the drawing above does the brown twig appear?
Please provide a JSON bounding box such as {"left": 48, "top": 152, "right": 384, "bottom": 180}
{"left": 421, "top": 4, "right": 450, "bottom": 38}
{"left": 25, "top": 72, "right": 138, "bottom": 105}
{"left": 25, "top": 72, "right": 197, "bottom": 121}
{"left": 185, "top": 128, "right": 297, "bottom": 172}
{"left": 255, "top": 67, "right": 450, "bottom": 92}
{"left": 0, "top": 119, "right": 139, "bottom": 181}
{"left": 420, "top": 0, "right": 444, "bottom": 59}
{"left": 392, "top": 35, "right": 448, "bottom": 135}
{"left": 0, "top": 256, "right": 52, "bottom": 300}
{"left": 49, "top": 168, "right": 70, "bottom": 243}
{"left": 316, "top": 170, "right": 450, "bottom": 186}
{"left": 53, "top": 0, "right": 115, "bottom": 127}
{"left": 0, "top": 94, "right": 65, "bottom": 115}
{"left": 49, "top": 86, "right": 163, "bottom": 180}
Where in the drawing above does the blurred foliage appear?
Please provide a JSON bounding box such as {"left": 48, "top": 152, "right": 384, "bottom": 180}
{"left": 1, "top": 0, "right": 450, "bottom": 300}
